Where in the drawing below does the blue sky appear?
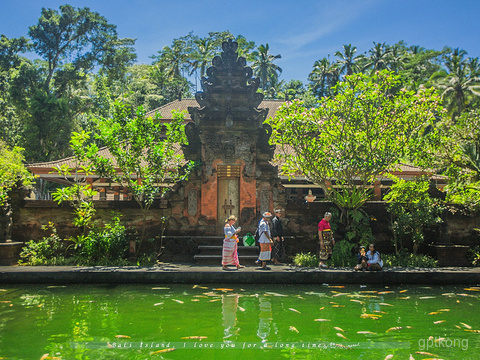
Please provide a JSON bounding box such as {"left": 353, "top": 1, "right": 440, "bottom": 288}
{"left": 2, "top": 0, "right": 480, "bottom": 83}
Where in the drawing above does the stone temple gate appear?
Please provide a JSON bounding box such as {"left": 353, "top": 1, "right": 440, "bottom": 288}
{"left": 173, "top": 39, "right": 284, "bottom": 234}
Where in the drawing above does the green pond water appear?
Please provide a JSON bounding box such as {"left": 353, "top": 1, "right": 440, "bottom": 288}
{"left": 0, "top": 283, "right": 479, "bottom": 360}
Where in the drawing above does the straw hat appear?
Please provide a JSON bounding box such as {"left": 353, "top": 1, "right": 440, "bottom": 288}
{"left": 262, "top": 211, "right": 272, "bottom": 218}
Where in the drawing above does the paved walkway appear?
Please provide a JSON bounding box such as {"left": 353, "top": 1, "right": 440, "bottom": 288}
{"left": 1, "top": 264, "right": 479, "bottom": 285}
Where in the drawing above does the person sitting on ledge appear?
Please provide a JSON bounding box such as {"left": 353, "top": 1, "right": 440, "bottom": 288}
{"left": 354, "top": 246, "right": 367, "bottom": 271}
{"left": 355, "top": 244, "right": 383, "bottom": 271}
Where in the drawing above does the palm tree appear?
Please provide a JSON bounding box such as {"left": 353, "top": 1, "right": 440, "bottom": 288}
{"left": 251, "top": 43, "right": 282, "bottom": 92}
{"left": 308, "top": 57, "right": 340, "bottom": 98}
{"left": 387, "top": 43, "right": 406, "bottom": 73}
{"left": 334, "top": 44, "right": 364, "bottom": 76}
{"left": 433, "top": 48, "right": 480, "bottom": 119}
{"left": 155, "top": 39, "right": 190, "bottom": 80}
{"left": 366, "top": 42, "right": 391, "bottom": 73}
{"left": 189, "top": 37, "right": 216, "bottom": 79}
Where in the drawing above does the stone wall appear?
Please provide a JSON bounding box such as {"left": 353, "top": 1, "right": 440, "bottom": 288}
{"left": 10, "top": 199, "right": 480, "bottom": 262}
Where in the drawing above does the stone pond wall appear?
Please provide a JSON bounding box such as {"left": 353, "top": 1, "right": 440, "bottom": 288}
{"left": 8, "top": 199, "right": 480, "bottom": 263}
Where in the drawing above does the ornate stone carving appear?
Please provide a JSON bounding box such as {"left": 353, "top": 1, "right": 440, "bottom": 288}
{"left": 187, "top": 188, "right": 198, "bottom": 216}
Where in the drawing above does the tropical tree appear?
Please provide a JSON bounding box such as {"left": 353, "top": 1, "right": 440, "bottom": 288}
{"left": 268, "top": 71, "right": 443, "bottom": 219}
{"left": 72, "top": 100, "right": 191, "bottom": 255}
{"left": 334, "top": 44, "right": 364, "bottom": 76}
{"left": 365, "top": 42, "right": 391, "bottom": 74}
{"left": 308, "top": 57, "right": 340, "bottom": 98}
{"left": 251, "top": 43, "right": 283, "bottom": 92}
{"left": 432, "top": 48, "right": 480, "bottom": 119}
{"left": 0, "top": 140, "right": 34, "bottom": 209}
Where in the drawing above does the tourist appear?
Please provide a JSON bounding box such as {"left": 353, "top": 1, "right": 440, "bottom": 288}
{"left": 271, "top": 208, "right": 285, "bottom": 265}
{"left": 365, "top": 243, "right": 383, "bottom": 271}
{"left": 354, "top": 246, "right": 367, "bottom": 271}
{"left": 318, "top": 212, "right": 335, "bottom": 268}
{"left": 257, "top": 212, "right": 274, "bottom": 270}
{"left": 222, "top": 215, "right": 244, "bottom": 270}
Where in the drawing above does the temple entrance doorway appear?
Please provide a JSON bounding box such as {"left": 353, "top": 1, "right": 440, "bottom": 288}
{"left": 217, "top": 165, "right": 241, "bottom": 234}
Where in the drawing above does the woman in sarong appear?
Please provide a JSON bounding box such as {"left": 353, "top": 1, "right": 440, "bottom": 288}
{"left": 222, "top": 215, "right": 244, "bottom": 270}
{"left": 257, "top": 212, "right": 274, "bottom": 270}
{"left": 318, "top": 212, "right": 335, "bottom": 268}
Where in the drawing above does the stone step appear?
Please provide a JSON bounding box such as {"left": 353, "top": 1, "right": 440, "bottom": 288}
{"left": 194, "top": 254, "right": 259, "bottom": 266}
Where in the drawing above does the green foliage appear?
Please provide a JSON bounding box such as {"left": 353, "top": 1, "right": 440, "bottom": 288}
{"left": 293, "top": 252, "right": 319, "bottom": 267}
{"left": 382, "top": 251, "right": 438, "bottom": 268}
{"left": 467, "top": 245, "right": 480, "bottom": 267}
{"left": 385, "top": 175, "right": 445, "bottom": 254}
{"left": 75, "top": 216, "right": 129, "bottom": 265}
{"left": 72, "top": 99, "right": 190, "bottom": 254}
{"left": 269, "top": 71, "right": 443, "bottom": 216}
{"left": 0, "top": 140, "right": 34, "bottom": 207}
{"left": 19, "top": 222, "right": 66, "bottom": 265}
{"left": 327, "top": 239, "right": 357, "bottom": 267}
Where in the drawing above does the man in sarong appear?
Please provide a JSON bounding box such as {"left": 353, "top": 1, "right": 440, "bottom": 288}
{"left": 271, "top": 208, "right": 285, "bottom": 265}
{"left": 318, "top": 212, "right": 335, "bottom": 268}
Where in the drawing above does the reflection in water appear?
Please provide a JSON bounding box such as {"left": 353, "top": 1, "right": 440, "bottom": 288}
{"left": 257, "top": 297, "right": 272, "bottom": 342}
{"left": 222, "top": 294, "right": 239, "bottom": 341}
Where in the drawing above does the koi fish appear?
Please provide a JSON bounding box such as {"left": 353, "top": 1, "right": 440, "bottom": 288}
{"left": 191, "top": 299, "right": 200, "bottom": 302}
{"left": 438, "top": 309, "right": 450, "bottom": 312}
{"left": 194, "top": 295, "right": 208, "bottom": 298}
{"left": 332, "top": 305, "right": 345, "bottom": 308}
{"left": 334, "top": 343, "right": 351, "bottom": 349}
{"left": 415, "top": 351, "right": 439, "bottom": 356}
{"left": 213, "top": 288, "right": 233, "bottom": 291}
{"left": 115, "top": 335, "right": 131, "bottom": 338}
{"left": 460, "top": 322, "right": 472, "bottom": 329}
{"left": 433, "top": 320, "right": 445, "bottom": 324}
{"left": 409, "top": 354, "right": 415, "bottom": 360}
{"left": 336, "top": 332, "right": 347, "bottom": 339}
{"left": 350, "top": 299, "right": 364, "bottom": 304}
{"left": 359, "top": 290, "right": 377, "bottom": 293}
{"left": 238, "top": 306, "right": 245, "bottom": 312}
{"left": 373, "top": 310, "right": 388, "bottom": 314}
{"left": 181, "top": 336, "right": 207, "bottom": 339}
{"left": 153, "top": 302, "right": 163, "bottom": 306}
{"left": 419, "top": 296, "right": 435, "bottom": 299}
{"left": 357, "top": 331, "right": 376, "bottom": 335}
{"left": 329, "top": 302, "right": 338, "bottom": 304}
{"left": 319, "top": 307, "right": 325, "bottom": 310}
{"left": 386, "top": 326, "right": 412, "bottom": 332}
{"left": 265, "top": 292, "right": 287, "bottom": 297}
{"left": 172, "top": 299, "right": 184, "bottom": 304}
{"left": 434, "top": 337, "right": 445, "bottom": 343}
{"left": 360, "top": 314, "right": 381, "bottom": 320}
{"left": 455, "top": 325, "right": 462, "bottom": 329}
{"left": 334, "top": 326, "right": 345, "bottom": 332}
{"left": 399, "top": 289, "right": 408, "bottom": 293}
{"left": 428, "top": 311, "right": 440, "bottom": 315}
{"left": 329, "top": 285, "right": 345, "bottom": 288}
{"left": 314, "top": 319, "right": 331, "bottom": 322}
{"left": 464, "top": 329, "right": 480, "bottom": 333}
{"left": 464, "top": 288, "right": 480, "bottom": 291}
{"left": 192, "top": 285, "right": 208, "bottom": 289}
{"left": 152, "top": 287, "right": 169, "bottom": 290}
{"left": 209, "top": 299, "right": 221, "bottom": 302}
{"left": 0, "top": 301, "right": 11, "bottom": 303}
{"left": 379, "top": 302, "right": 393, "bottom": 306}
{"left": 384, "top": 355, "right": 394, "bottom": 360}
{"left": 289, "top": 308, "right": 301, "bottom": 313}
{"left": 398, "top": 296, "right": 410, "bottom": 300}
{"left": 378, "top": 291, "right": 393, "bottom": 294}
{"left": 333, "top": 293, "right": 347, "bottom": 297}
{"left": 289, "top": 326, "right": 299, "bottom": 333}
{"left": 150, "top": 348, "right": 176, "bottom": 355}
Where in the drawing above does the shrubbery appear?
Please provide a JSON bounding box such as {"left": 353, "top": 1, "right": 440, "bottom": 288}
{"left": 293, "top": 252, "right": 319, "bottom": 267}
{"left": 382, "top": 250, "right": 438, "bottom": 268}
